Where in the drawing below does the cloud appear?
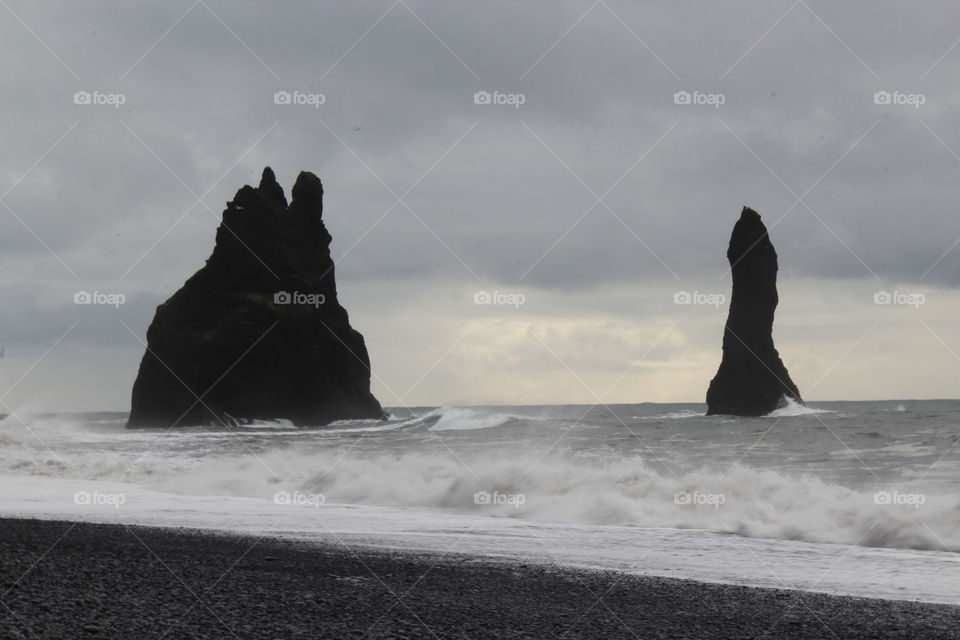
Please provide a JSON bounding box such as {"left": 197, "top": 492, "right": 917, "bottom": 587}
{"left": 3, "top": 0, "right": 960, "bottom": 409}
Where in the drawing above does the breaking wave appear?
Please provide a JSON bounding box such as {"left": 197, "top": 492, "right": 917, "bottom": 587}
{"left": 424, "top": 407, "right": 531, "bottom": 431}
{"left": 766, "top": 397, "right": 833, "bottom": 417}
{"left": 144, "top": 449, "right": 959, "bottom": 553}
{"left": 2, "top": 408, "right": 955, "bottom": 554}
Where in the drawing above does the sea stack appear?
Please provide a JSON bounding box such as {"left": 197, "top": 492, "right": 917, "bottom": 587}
{"left": 706, "top": 207, "right": 802, "bottom": 416}
{"left": 127, "top": 167, "right": 386, "bottom": 428}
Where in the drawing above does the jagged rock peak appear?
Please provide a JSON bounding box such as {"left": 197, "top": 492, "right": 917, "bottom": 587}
{"left": 257, "top": 166, "right": 288, "bottom": 210}
{"left": 291, "top": 170, "right": 324, "bottom": 213}
{"left": 729, "top": 206, "right": 774, "bottom": 265}
{"left": 126, "top": 167, "right": 384, "bottom": 428}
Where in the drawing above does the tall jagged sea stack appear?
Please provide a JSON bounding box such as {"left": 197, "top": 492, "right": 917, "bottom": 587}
{"left": 706, "top": 207, "right": 802, "bottom": 416}
{"left": 127, "top": 167, "right": 385, "bottom": 428}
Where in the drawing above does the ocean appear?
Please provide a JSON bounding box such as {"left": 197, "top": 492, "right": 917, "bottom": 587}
{"left": 2, "top": 400, "right": 959, "bottom": 604}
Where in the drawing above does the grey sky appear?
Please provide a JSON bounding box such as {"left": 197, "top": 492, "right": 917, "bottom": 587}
{"left": 2, "top": 1, "right": 960, "bottom": 411}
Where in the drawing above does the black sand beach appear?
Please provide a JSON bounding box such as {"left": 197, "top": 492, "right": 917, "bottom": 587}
{"left": 1, "top": 518, "right": 957, "bottom": 639}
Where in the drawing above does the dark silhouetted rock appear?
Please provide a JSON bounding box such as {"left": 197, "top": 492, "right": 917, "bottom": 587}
{"left": 127, "top": 167, "right": 386, "bottom": 428}
{"left": 706, "top": 207, "right": 802, "bottom": 416}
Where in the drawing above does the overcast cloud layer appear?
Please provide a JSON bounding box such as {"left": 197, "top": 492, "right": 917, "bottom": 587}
{"left": 3, "top": 1, "right": 960, "bottom": 411}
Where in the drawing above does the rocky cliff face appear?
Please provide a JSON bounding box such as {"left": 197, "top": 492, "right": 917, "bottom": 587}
{"left": 706, "top": 207, "right": 802, "bottom": 416}
{"left": 127, "top": 167, "right": 386, "bottom": 428}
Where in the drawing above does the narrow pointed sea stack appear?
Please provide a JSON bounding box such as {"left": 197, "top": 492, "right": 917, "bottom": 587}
{"left": 706, "top": 207, "right": 802, "bottom": 416}
{"left": 127, "top": 167, "right": 385, "bottom": 428}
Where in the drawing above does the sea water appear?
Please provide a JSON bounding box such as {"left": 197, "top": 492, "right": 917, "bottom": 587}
{"left": 1, "top": 400, "right": 959, "bottom": 604}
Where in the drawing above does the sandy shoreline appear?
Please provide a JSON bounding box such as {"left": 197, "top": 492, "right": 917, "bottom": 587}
{"left": 1, "top": 517, "right": 957, "bottom": 639}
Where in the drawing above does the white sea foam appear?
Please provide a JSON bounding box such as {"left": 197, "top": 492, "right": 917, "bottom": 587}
{"left": 5, "top": 475, "right": 960, "bottom": 604}
{"left": 327, "top": 418, "right": 385, "bottom": 427}
{"left": 0, "top": 418, "right": 21, "bottom": 446}
{"left": 134, "top": 449, "right": 960, "bottom": 553}
{"left": 1, "top": 408, "right": 956, "bottom": 556}
{"left": 236, "top": 419, "right": 295, "bottom": 429}
{"left": 766, "top": 397, "right": 832, "bottom": 417}
{"left": 642, "top": 410, "right": 703, "bottom": 420}
{"left": 427, "top": 407, "right": 527, "bottom": 431}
